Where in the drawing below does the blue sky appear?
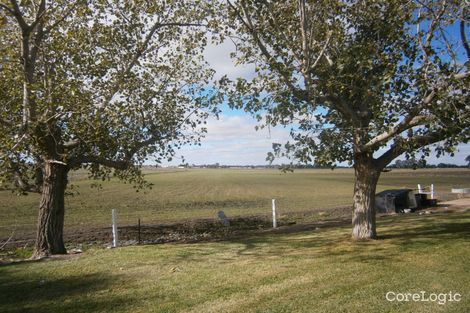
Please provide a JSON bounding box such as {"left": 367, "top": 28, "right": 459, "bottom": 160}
{"left": 163, "top": 26, "right": 470, "bottom": 167}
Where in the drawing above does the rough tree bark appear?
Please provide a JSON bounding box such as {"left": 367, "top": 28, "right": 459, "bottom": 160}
{"left": 31, "top": 160, "right": 69, "bottom": 259}
{"left": 351, "top": 153, "right": 381, "bottom": 240}
{"left": 28, "top": 87, "right": 71, "bottom": 258}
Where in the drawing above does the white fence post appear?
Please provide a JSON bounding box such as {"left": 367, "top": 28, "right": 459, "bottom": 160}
{"left": 112, "top": 209, "right": 118, "bottom": 248}
{"left": 417, "top": 183, "right": 435, "bottom": 200}
{"left": 272, "top": 199, "right": 277, "bottom": 228}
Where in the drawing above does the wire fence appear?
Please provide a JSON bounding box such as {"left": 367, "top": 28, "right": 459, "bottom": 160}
{"left": 0, "top": 187, "right": 460, "bottom": 251}
{"left": 0, "top": 203, "right": 353, "bottom": 251}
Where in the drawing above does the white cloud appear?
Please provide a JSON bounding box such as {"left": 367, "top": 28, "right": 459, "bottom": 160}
{"left": 165, "top": 115, "right": 292, "bottom": 165}
{"left": 204, "top": 40, "right": 255, "bottom": 81}
{"left": 172, "top": 38, "right": 470, "bottom": 167}
{"left": 162, "top": 114, "right": 470, "bottom": 166}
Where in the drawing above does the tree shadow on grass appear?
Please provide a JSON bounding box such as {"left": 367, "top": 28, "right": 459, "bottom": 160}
{"left": 229, "top": 227, "right": 351, "bottom": 259}
{"left": 378, "top": 213, "right": 470, "bottom": 241}
{"left": 0, "top": 269, "right": 132, "bottom": 313}
{"left": 223, "top": 212, "right": 470, "bottom": 264}
{"left": 122, "top": 211, "right": 470, "bottom": 267}
{"left": 383, "top": 222, "right": 470, "bottom": 240}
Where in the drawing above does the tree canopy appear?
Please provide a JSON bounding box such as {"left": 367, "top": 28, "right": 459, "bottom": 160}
{"left": 0, "top": 0, "right": 219, "bottom": 257}
{"left": 223, "top": 0, "right": 470, "bottom": 239}
{"left": 1, "top": 0, "right": 218, "bottom": 189}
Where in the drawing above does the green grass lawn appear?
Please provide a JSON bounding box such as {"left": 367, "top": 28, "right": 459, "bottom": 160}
{"left": 1, "top": 168, "right": 469, "bottom": 240}
{"left": 1, "top": 210, "right": 469, "bottom": 313}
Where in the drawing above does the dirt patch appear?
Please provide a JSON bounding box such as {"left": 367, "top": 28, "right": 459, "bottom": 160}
{"left": 440, "top": 197, "right": 470, "bottom": 208}
{"left": 0, "top": 207, "right": 353, "bottom": 251}
{"left": 67, "top": 216, "right": 275, "bottom": 246}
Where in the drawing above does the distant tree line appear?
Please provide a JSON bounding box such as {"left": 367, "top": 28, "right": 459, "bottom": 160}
{"left": 389, "top": 158, "right": 469, "bottom": 169}
{"left": 178, "top": 160, "right": 469, "bottom": 169}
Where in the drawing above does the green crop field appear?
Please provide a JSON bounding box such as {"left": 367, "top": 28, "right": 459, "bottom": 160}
{"left": 1, "top": 168, "right": 469, "bottom": 242}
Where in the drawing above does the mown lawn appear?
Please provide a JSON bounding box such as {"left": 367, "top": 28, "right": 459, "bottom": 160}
{"left": 1, "top": 210, "right": 469, "bottom": 313}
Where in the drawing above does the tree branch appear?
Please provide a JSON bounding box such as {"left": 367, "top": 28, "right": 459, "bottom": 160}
{"left": 228, "top": 1, "right": 306, "bottom": 98}
{"left": 454, "top": 71, "right": 470, "bottom": 80}
{"left": 101, "top": 20, "right": 207, "bottom": 107}
{"left": 258, "top": 0, "right": 302, "bottom": 63}
{"left": 0, "top": 3, "right": 14, "bottom": 15}
{"left": 44, "top": 1, "right": 80, "bottom": 34}
{"left": 375, "top": 131, "right": 448, "bottom": 169}
{"left": 460, "top": 8, "right": 470, "bottom": 60}
{"left": 5, "top": 160, "right": 41, "bottom": 193}
{"left": 363, "top": 115, "right": 429, "bottom": 151}
{"left": 363, "top": 69, "right": 470, "bottom": 151}
{"left": 417, "top": 0, "right": 447, "bottom": 76}
{"left": 29, "top": 0, "right": 46, "bottom": 67}
{"left": 311, "top": 32, "right": 332, "bottom": 70}
{"left": 8, "top": 0, "right": 28, "bottom": 31}
{"left": 0, "top": 116, "right": 14, "bottom": 128}
{"left": 299, "top": 0, "right": 310, "bottom": 76}
{"left": 63, "top": 139, "right": 80, "bottom": 149}
{"left": 228, "top": 1, "right": 360, "bottom": 126}
{"left": 126, "top": 104, "right": 203, "bottom": 159}
{"left": 29, "top": 0, "right": 46, "bottom": 31}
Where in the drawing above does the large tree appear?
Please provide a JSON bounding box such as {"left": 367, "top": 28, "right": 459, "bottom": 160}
{"left": 223, "top": 0, "right": 470, "bottom": 239}
{"left": 0, "top": 0, "right": 218, "bottom": 258}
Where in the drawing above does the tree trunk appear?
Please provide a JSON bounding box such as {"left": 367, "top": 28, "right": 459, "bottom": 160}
{"left": 351, "top": 154, "right": 381, "bottom": 240}
{"left": 32, "top": 161, "right": 68, "bottom": 259}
